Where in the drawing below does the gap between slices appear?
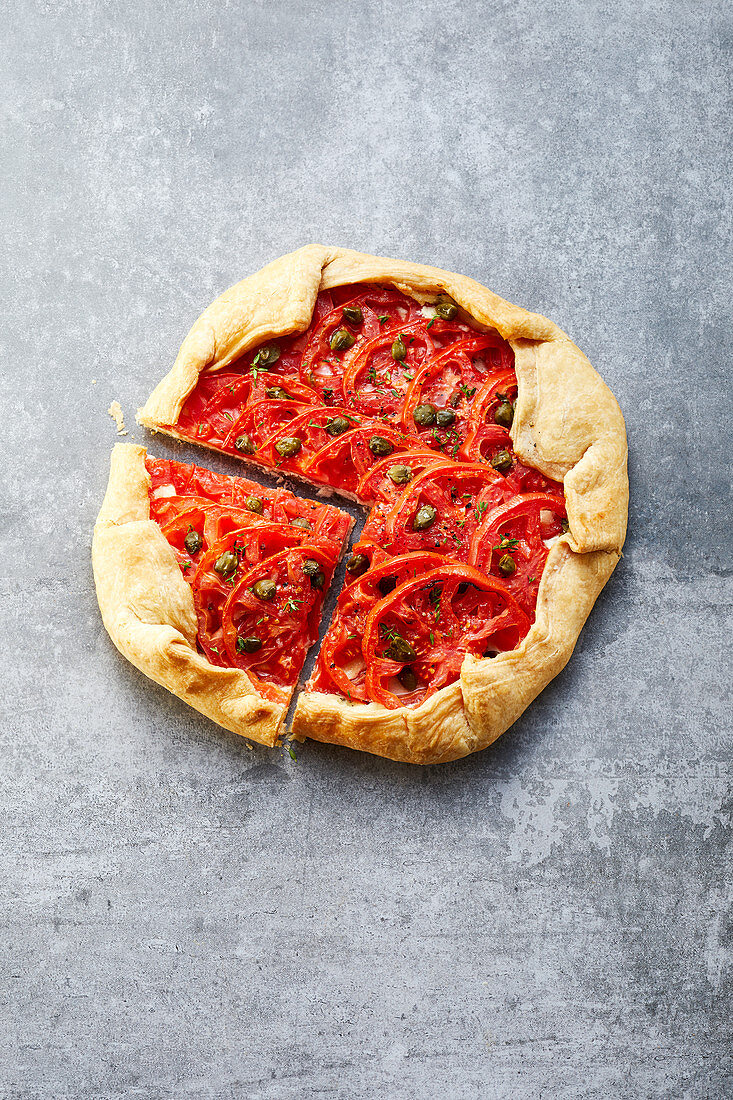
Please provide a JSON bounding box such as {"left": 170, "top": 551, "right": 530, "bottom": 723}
{"left": 141, "top": 283, "right": 567, "bottom": 725}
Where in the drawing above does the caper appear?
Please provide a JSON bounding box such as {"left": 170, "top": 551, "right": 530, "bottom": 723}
{"left": 184, "top": 529, "right": 203, "bottom": 555}
{"left": 387, "top": 464, "right": 413, "bottom": 485}
{"left": 413, "top": 504, "right": 437, "bottom": 531}
{"left": 436, "top": 407, "right": 456, "bottom": 428}
{"left": 245, "top": 496, "right": 264, "bottom": 514}
{"left": 252, "top": 344, "right": 280, "bottom": 367}
{"left": 325, "top": 416, "right": 350, "bottom": 436}
{"left": 346, "top": 552, "right": 369, "bottom": 576}
{"left": 266, "top": 385, "right": 291, "bottom": 400}
{"left": 398, "top": 666, "right": 418, "bottom": 691}
{"left": 491, "top": 449, "right": 512, "bottom": 472}
{"left": 291, "top": 517, "right": 312, "bottom": 531}
{"left": 330, "top": 328, "right": 355, "bottom": 352}
{"left": 214, "top": 550, "right": 237, "bottom": 577}
{"left": 302, "top": 559, "right": 325, "bottom": 589}
{"left": 561, "top": 518, "right": 569, "bottom": 533}
{"left": 435, "top": 298, "right": 458, "bottom": 320}
{"left": 369, "top": 435, "right": 393, "bottom": 457}
{"left": 391, "top": 334, "right": 407, "bottom": 361}
{"left": 378, "top": 575, "right": 396, "bottom": 597}
{"left": 498, "top": 554, "right": 516, "bottom": 576}
{"left": 494, "top": 401, "right": 514, "bottom": 428}
{"left": 236, "top": 635, "right": 262, "bottom": 654}
{"left": 235, "top": 433, "right": 255, "bottom": 455}
{"left": 253, "top": 578, "right": 277, "bottom": 601}
{"left": 414, "top": 403, "right": 437, "bottom": 427}
{"left": 342, "top": 306, "right": 363, "bottom": 325}
{"left": 386, "top": 634, "right": 417, "bottom": 663}
{"left": 275, "top": 437, "right": 302, "bottom": 458}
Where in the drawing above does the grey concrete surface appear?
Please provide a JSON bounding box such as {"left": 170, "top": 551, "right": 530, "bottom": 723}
{"left": 1, "top": 1, "right": 730, "bottom": 1097}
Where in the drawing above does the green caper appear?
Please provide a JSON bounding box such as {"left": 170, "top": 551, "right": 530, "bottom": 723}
{"left": 235, "top": 433, "right": 255, "bottom": 454}
{"left": 491, "top": 449, "right": 512, "bottom": 472}
{"left": 342, "top": 306, "right": 363, "bottom": 325}
{"left": 494, "top": 401, "right": 514, "bottom": 428}
{"left": 236, "top": 635, "right": 262, "bottom": 654}
{"left": 252, "top": 344, "right": 280, "bottom": 367}
{"left": 291, "top": 517, "right": 312, "bottom": 531}
{"left": 398, "top": 666, "right": 418, "bottom": 691}
{"left": 184, "top": 529, "right": 203, "bottom": 555}
{"left": 346, "top": 552, "right": 369, "bottom": 576}
{"left": 391, "top": 334, "right": 407, "bottom": 361}
{"left": 253, "top": 578, "right": 277, "bottom": 601}
{"left": 387, "top": 464, "right": 413, "bottom": 485}
{"left": 386, "top": 634, "right": 417, "bottom": 663}
{"left": 266, "top": 385, "right": 291, "bottom": 400}
{"left": 214, "top": 550, "right": 237, "bottom": 577}
{"left": 436, "top": 407, "right": 456, "bottom": 428}
{"left": 561, "top": 518, "right": 569, "bottom": 533}
{"left": 275, "top": 437, "right": 302, "bottom": 459}
{"left": 498, "top": 554, "right": 516, "bottom": 576}
{"left": 369, "top": 435, "right": 393, "bottom": 457}
{"left": 413, "top": 504, "right": 437, "bottom": 531}
{"left": 330, "top": 328, "right": 356, "bottom": 352}
{"left": 378, "top": 576, "right": 396, "bottom": 596}
{"left": 325, "top": 416, "right": 350, "bottom": 436}
{"left": 414, "top": 403, "right": 437, "bottom": 427}
{"left": 435, "top": 297, "right": 458, "bottom": 320}
{"left": 245, "top": 496, "right": 264, "bottom": 514}
{"left": 302, "top": 559, "right": 325, "bottom": 589}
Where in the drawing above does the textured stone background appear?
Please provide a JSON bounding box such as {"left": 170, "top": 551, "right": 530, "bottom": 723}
{"left": 2, "top": 1, "right": 730, "bottom": 1097}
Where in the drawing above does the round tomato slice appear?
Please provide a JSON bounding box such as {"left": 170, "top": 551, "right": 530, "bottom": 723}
{"left": 356, "top": 449, "right": 447, "bottom": 504}
{"left": 220, "top": 544, "right": 335, "bottom": 688}
{"left": 221, "top": 399, "right": 313, "bottom": 458}
{"left": 401, "top": 334, "right": 505, "bottom": 442}
{"left": 341, "top": 322, "right": 441, "bottom": 422}
{"left": 314, "top": 551, "right": 447, "bottom": 700}
{"left": 257, "top": 406, "right": 365, "bottom": 470}
{"left": 469, "top": 493, "right": 568, "bottom": 614}
{"left": 362, "top": 564, "right": 531, "bottom": 709}
{"left": 302, "top": 424, "right": 411, "bottom": 496}
{"left": 381, "top": 461, "right": 508, "bottom": 558}
{"left": 459, "top": 369, "right": 517, "bottom": 462}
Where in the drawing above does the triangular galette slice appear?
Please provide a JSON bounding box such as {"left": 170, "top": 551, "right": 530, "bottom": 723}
{"left": 93, "top": 444, "right": 352, "bottom": 746}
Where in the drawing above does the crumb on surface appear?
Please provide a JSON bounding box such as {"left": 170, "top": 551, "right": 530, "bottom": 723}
{"left": 107, "top": 400, "right": 128, "bottom": 435}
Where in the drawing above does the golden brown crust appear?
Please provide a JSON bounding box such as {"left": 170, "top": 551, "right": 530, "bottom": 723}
{"left": 92, "top": 444, "right": 286, "bottom": 747}
{"left": 136, "top": 246, "right": 629, "bottom": 764}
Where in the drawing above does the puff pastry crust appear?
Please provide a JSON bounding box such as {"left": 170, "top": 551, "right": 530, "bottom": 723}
{"left": 132, "top": 246, "right": 627, "bottom": 764}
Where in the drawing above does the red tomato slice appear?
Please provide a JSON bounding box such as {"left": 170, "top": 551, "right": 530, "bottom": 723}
{"left": 311, "top": 551, "right": 447, "bottom": 701}
{"left": 362, "top": 564, "right": 531, "bottom": 708}
{"left": 401, "top": 334, "right": 509, "bottom": 447}
{"left": 220, "top": 545, "right": 336, "bottom": 696}
{"left": 469, "top": 493, "right": 568, "bottom": 614}
{"left": 302, "top": 425, "right": 412, "bottom": 495}
{"left": 341, "top": 322, "right": 442, "bottom": 422}
{"left": 377, "top": 462, "right": 508, "bottom": 558}
{"left": 356, "top": 449, "right": 447, "bottom": 504}
{"left": 257, "top": 406, "right": 365, "bottom": 470}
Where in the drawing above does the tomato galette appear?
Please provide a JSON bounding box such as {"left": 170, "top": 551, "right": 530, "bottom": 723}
{"left": 95, "top": 245, "right": 628, "bottom": 764}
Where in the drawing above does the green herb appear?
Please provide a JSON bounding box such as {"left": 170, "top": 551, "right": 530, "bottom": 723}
{"left": 426, "top": 319, "right": 435, "bottom": 329}
{"left": 493, "top": 535, "right": 519, "bottom": 551}
{"left": 288, "top": 744, "right": 297, "bottom": 762}
{"left": 378, "top": 314, "right": 388, "bottom": 324}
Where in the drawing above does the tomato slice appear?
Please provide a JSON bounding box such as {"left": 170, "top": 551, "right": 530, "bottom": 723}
{"left": 257, "top": 406, "right": 365, "bottom": 470}
{"left": 401, "top": 334, "right": 509, "bottom": 446}
{"left": 310, "top": 551, "right": 447, "bottom": 701}
{"left": 459, "top": 369, "right": 518, "bottom": 463}
{"left": 356, "top": 449, "right": 447, "bottom": 504}
{"left": 219, "top": 545, "right": 336, "bottom": 700}
{"left": 341, "top": 322, "right": 443, "bottom": 422}
{"left": 302, "top": 424, "right": 412, "bottom": 495}
{"left": 376, "top": 462, "right": 508, "bottom": 558}
{"left": 361, "top": 564, "right": 531, "bottom": 709}
{"left": 469, "top": 493, "right": 568, "bottom": 614}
